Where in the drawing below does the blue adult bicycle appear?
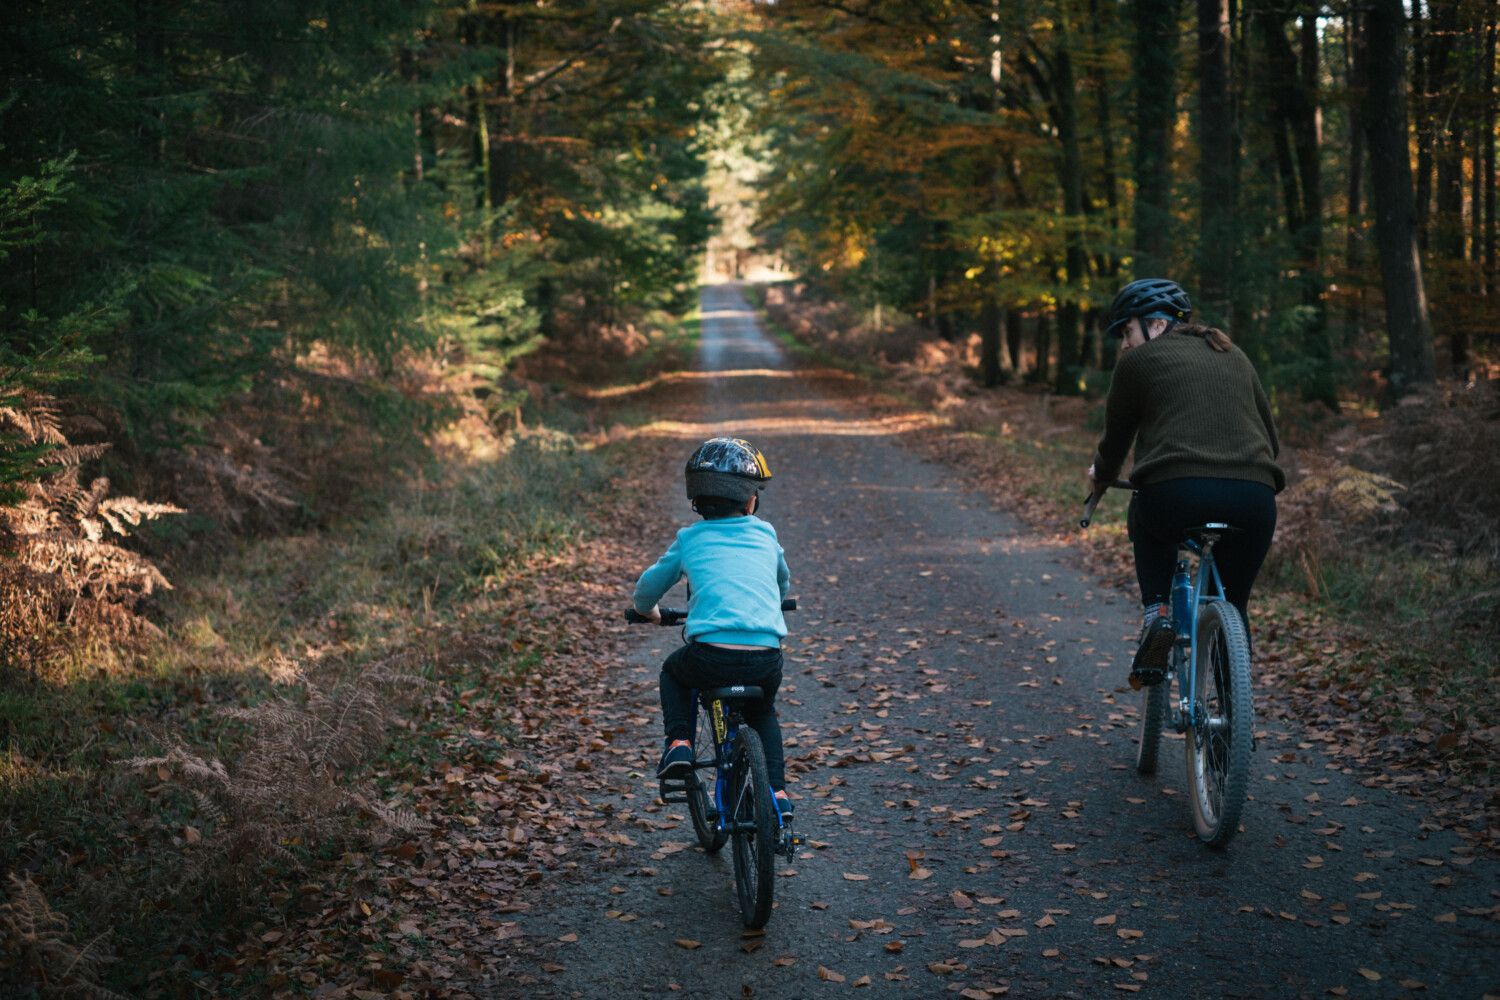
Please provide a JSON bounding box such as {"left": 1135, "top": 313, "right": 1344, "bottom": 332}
{"left": 624, "top": 600, "right": 799, "bottom": 927}
{"left": 1083, "top": 484, "right": 1255, "bottom": 848}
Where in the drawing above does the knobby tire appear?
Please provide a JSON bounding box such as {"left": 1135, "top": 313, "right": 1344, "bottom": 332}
{"left": 730, "top": 728, "right": 775, "bottom": 929}
{"left": 688, "top": 702, "right": 727, "bottom": 852}
{"left": 1135, "top": 670, "right": 1171, "bottom": 775}
{"left": 1186, "top": 600, "right": 1254, "bottom": 848}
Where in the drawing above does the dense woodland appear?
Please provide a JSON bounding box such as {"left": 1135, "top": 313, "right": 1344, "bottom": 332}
{"left": 748, "top": 0, "right": 1498, "bottom": 405}
{"left": 3, "top": 0, "right": 1496, "bottom": 541}
{"left": 2, "top": 2, "right": 1497, "bottom": 994}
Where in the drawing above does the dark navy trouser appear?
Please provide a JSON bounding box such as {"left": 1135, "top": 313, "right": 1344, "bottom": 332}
{"left": 1128, "top": 477, "right": 1278, "bottom": 627}
{"left": 660, "top": 642, "right": 786, "bottom": 789}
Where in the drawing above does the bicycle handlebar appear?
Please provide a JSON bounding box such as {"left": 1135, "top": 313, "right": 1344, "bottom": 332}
{"left": 1080, "top": 479, "right": 1133, "bottom": 529}
{"left": 624, "top": 598, "right": 797, "bottom": 626}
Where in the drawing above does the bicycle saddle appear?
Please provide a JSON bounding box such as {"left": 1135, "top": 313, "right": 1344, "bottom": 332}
{"left": 1183, "top": 522, "right": 1241, "bottom": 543}
{"left": 701, "top": 685, "right": 764, "bottom": 702}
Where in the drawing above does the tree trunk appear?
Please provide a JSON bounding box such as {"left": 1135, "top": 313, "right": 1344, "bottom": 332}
{"left": 1345, "top": 5, "right": 1367, "bottom": 340}
{"left": 1055, "top": 45, "right": 1088, "bottom": 396}
{"left": 1030, "top": 309, "right": 1053, "bottom": 385}
{"left": 494, "top": 17, "right": 517, "bottom": 206}
{"left": 1132, "top": 0, "right": 1178, "bottom": 274}
{"left": 465, "top": 9, "right": 493, "bottom": 246}
{"left": 1259, "top": 5, "right": 1333, "bottom": 407}
{"left": 1005, "top": 309, "right": 1024, "bottom": 379}
{"left": 1365, "top": 0, "right": 1437, "bottom": 398}
{"left": 981, "top": 298, "right": 1003, "bottom": 387}
{"left": 1089, "top": 0, "right": 1122, "bottom": 282}
{"left": 1431, "top": 2, "right": 1463, "bottom": 265}
{"left": 1485, "top": 2, "right": 1497, "bottom": 300}
{"left": 1298, "top": 10, "right": 1333, "bottom": 409}
{"left": 1412, "top": 0, "right": 1434, "bottom": 251}
{"left": 1197, "top": 0, "right": 1234, "bottom": 324}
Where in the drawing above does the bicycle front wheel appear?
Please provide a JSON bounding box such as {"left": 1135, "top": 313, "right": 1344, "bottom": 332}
{"left": 688, "top": 702, "right": 727, "bottom": 852}
{"left": 729, "top": 728, "right": 776, "bottom": 929}
{"left": 1186, "top": 600, "right": 1254, "bottom": 847}
{"left": 1134, "top": 668, "right": 1171, "bottom": 775}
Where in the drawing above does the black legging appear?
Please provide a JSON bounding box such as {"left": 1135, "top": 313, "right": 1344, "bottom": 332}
{"left": 660, "top": 642, "right": 786, "bottom": 789}
{"left": 1127, "top": 477, "right": 1277, "bottom": 626}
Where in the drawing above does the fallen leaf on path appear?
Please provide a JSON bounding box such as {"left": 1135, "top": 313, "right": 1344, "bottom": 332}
{"left": 843, "top": 873, "right": 870, "bottom": 881}
{"left": 1042, "top": 948, "right": 1059, "bottom": 957}
{"left": 1357, "top": 969, "right": 1381, "bottom": 981}
{"left": 558, "top": 932, "right": 578, "bottom": 943}
{"left": 676, "top": 939, "right": 700, "bottom": 949}
{"left": 910, "top": 867, "right": 933, "bottom": 880}
{"left": 1117, "top": 929, "right": 1143, "bottom": 940}
{"left": 773, "top": 956, "right": 795, "bottom": 966}
{"left": 818, "top": 967, "right": 846, "bottom": 983}
{"left": 1434, "top": 912, "right": 1456, "bottom": 923}
{"left": 852, "top": 975, "right": 872, "bottom": 987}
{"left": 1094, "top": 914, "right": 1117, "bottom": 926}
{"left": 952, "top": 890, "right": 974, "bottom": 909}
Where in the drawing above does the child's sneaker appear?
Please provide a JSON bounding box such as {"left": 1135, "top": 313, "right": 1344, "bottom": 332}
{"left": 656, "top": 739, "right": 694, "bottom": 778}
{"left": 773, "top": 789, "right": 794, "bottom": 816}
{"left": 1130, "top": 604, "right": 1174, "bottom": 690}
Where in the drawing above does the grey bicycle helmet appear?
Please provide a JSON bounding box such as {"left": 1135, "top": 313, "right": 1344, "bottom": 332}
{"left": 684, "top": 437, "right": 771, "bottom": 503}
{"left": 1104, "top": 278, "right": 1192, "bottom": 339}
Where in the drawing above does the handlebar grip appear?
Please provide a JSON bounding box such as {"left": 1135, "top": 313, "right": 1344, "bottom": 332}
{"left": 1079, "top": 479, "right": 1133, "bottom": 528}
{"left": 1080, "top": 491, "right": 1102, "bottom": 529}
{"left": 781, "top": 598, "right": 797, "bottom": 612}
{"left": 660, "top": 608, "right": 687, "bottom": 626}
{"left": 623, "top": 608, "right": 652, "bottom": 624}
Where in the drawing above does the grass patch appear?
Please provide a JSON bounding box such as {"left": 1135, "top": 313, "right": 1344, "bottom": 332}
{"left": 0, "top": 424, "right": 625, "bottom": 996}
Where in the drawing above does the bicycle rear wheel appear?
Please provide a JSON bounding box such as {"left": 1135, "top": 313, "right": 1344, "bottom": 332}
{"left": 729, "top": 728, "right": 776, "bottom": 929}
{"left": 1186, "top": 600, "right": 1254, "bottom": 847}
{"left": 1134, "top": 668, "right": 1171, "bottom": 775}
{"left": 688, "top": 702, "right": 727, "bottom": 852}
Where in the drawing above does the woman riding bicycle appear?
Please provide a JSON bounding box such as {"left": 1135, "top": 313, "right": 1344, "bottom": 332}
{"left": 1087, "top": 278, "right": 1285, "bottom": 689}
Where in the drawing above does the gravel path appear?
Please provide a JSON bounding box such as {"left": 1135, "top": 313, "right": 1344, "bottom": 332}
{"left": 482, "top": 284, "right": 1498, "bottom": 1000}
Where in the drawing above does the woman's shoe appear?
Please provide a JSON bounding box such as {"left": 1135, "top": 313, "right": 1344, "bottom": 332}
{"left": 1130, "top": 615, "right": 1175, "bottom": 690}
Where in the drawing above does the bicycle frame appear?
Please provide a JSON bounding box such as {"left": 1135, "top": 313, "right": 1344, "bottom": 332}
{"left": 693, "top": 695, "right": 788, "bottom": 837}
{"left": 1167, "top": 532, "right": 1229, "bottom": 734}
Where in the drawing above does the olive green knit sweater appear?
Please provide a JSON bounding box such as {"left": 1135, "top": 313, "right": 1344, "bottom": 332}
{"left": 1092, "top": 330, "right": 1285, "bottom": 492}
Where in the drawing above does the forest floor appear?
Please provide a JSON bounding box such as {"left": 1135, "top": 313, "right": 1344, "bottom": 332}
{"left": 387, "top": 284, "right": 1497, "bottom": 1000}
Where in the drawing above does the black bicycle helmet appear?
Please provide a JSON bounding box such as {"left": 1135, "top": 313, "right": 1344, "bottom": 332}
{"left": 684, "top": 437, "right": 771, "bottom": 503}
{"left": 1104, "top": 278, "right": 1192, "bottom": 339}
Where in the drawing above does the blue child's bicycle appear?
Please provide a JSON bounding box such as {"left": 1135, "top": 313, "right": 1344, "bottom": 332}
{"left": 1083, "top": 484, "right": 1255, "bottom": 848}
{"left": 624, "top": 600, "right": 799, "bottom": 928}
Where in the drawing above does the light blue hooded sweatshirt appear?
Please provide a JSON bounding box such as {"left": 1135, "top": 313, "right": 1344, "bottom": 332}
{"left": 632, "top": 516, "right": 791, "bottom": 648}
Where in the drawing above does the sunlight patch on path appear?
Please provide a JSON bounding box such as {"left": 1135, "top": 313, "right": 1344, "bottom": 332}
{"left": 583, "top": 368, "right": 855, "bottom": 398}
{"left": 631, "top": 411, "right": 942, "bottom": 439}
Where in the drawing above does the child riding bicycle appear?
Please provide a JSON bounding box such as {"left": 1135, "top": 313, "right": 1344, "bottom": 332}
{"left": 633, "top": 437, "right": 795, "bottom": 815}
